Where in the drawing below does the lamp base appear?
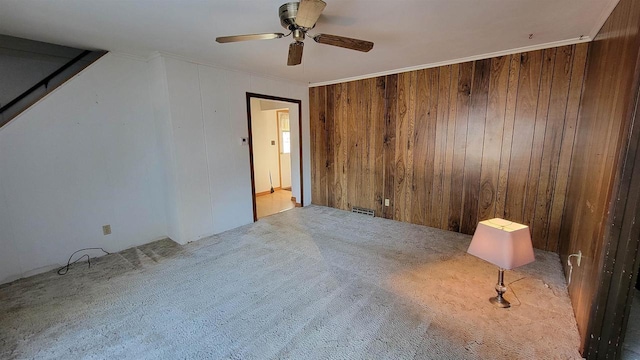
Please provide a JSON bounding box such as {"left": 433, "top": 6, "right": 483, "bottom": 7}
{"left": 490, "top": 295, "right": 511, "bottom": 308}
{"left": 490, "top": 268, "right": 511, "bottom": 308}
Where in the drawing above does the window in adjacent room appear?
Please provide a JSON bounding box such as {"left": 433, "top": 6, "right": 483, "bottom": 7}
{"left": 279, "top": 111, "right": 290, "bottom": 154}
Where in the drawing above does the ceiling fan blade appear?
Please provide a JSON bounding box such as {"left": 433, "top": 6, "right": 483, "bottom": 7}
{"left": 216, "top": 33, "right": 285, "bottom": 43}
{"left": 313, "top": 33, "right": 374, "bottom": 52}
{"left": 287, "top": 41, "right": 304, "bottom": 66}
{"left": 295, "top": 0, "right": 326, "bottom": 28}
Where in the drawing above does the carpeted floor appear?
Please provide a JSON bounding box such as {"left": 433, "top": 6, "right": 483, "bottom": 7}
{"left": 0, "top": 205, "right": 581, "bottom": 359}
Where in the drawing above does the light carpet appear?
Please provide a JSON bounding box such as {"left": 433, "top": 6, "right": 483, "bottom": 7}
{"left": 0, "top": 205, "right": 581, "bottom": 359}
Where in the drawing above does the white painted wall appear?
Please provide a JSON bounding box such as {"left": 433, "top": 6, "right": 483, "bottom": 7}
{"left": 163, "top": 57, "right": 215, "bottom": 244}
{"left": 0, "top": 174, "right": 21, "bottom": 283}
{"left": 160, "top": 55, "right": 310, "bottom": 241}
{"left": 260, "top": 100, "right": 290, "bottom": 111}
{"left": 0, "top": 51, "right": 311, "bottom": 284}
{"left": 147, "top": 55, "right": 182, "bottom": 243}
{"left": 281, "top": 153, "right": 292, "bottom": 189}
{"left": 251, "top": 100, "right": 281, "bottom": 193}
{"left": 0, "top": 53, "right": 168, "bottom": 284}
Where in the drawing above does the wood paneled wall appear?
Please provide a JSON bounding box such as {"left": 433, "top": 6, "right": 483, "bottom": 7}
{"left": 558, "top": 0, "right": 640, "bottom": 355}
{"left": 310, "top": 44, "right": 588, "bottom": 251}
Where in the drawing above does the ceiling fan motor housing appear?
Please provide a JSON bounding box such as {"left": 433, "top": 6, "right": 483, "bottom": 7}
{"left": 279, "top": 2, "right": 302, "bottom": 30}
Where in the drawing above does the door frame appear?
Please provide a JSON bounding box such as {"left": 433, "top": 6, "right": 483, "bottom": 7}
{"left": 246, "top": 92, "right": 303, "bottom": 222}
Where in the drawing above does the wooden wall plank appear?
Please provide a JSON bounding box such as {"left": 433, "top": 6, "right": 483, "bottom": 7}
{"left": 448, "top": 62, "right": 473, "bottom": 232}
{"left": 411, "top": 69, "right": 430, "bottom": 225}
{"left": 383, "top": 74, "right": 398, "bottom": 219}
{"left": 359, "top": 78, "right": 374, "bottom": 211}
{"left": 403, "top": 72, "right": 418, "bottom": 222}
{"left": 372, "top": 77, "right": 386, "bottom": 217}
{"left": 478, "top": 55, "right": 509, "bottom": 222}
{"left": 440, "top": 65, "right": 459, "bottom": 229}
{"left": 526, "top": 48, "right": 556, "bottom": 249}
{"left": 310, "top": 86, "right": 321, "bottom": 205}
{"left": 461, "top": 58, "right": 490, "bottom": 234}
{"left": 430, "top": 66, "right": 451, "bottom": 228}
{"left": 548, "top": 43, "right": 588, "bottom": 251}
{"left": 335, "top": 83, "right": 348, "bottom": 210}
{"left": 505, "top": 51, "right": 543, "bottom": 223}
{"left": 310, "top": 44, "right": 587, "bottom": 251}
{"left": 317, "top": 86, "right": 328, "bottom": 206}
{"left": 394, "top": 72, "right": 411, "bottom": 221}
{"left": 533, "top": 45, "right": 574, "bottom": 249}
{"left": 495, "top": 54, "right": 521, "bottom": 218}
{"left": 346, "top": 81, "right": 359, "bottom": 210}
{"left": 425, "top": 69, "right": 440, "bottom": 227}
{"left": 326, "top": 85, "right": 336, "bottom": 208}
{"left": 395, "top": 72, "right": 418, "bottom": 222}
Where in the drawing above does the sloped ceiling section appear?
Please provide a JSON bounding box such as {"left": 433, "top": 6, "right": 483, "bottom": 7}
{"left": 0, "top": 0, "right": 619, "bottom": 85}
{"left": 0, "top": 35, "right": 85, "bottom": 107}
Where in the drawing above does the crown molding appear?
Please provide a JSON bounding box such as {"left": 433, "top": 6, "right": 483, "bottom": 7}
{"left": 309, "top": 36, "right": 592, "bottom": 87}
{"left": 588, "top": 0, "right": 621, "bottom": 40}
{"left": 152, "top": 51, "right": 309, "bottom": 86}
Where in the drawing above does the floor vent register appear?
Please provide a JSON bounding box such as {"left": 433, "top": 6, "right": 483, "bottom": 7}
{"left": 352, "top": 207, "right": 375, "bottom": 217}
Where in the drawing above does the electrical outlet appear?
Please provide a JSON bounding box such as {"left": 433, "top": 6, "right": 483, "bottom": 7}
{"left": 384, "top": 198, "right": 390, "bottom": 206}
{"left": 102, "top": 225, "right": 111, "bottom": 235}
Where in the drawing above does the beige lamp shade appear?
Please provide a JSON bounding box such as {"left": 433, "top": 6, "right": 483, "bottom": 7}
{"left": 467, "top": 218, "right": 535, "bottom": 270}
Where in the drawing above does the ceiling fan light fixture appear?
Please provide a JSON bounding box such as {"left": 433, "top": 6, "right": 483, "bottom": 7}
{"left": 293, "top": 28, "right": 305, "bottom": 41}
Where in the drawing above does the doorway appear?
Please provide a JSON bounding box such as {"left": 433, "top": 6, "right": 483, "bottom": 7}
{"left": 246, "top": 93, "right": 303, "bottom": 221}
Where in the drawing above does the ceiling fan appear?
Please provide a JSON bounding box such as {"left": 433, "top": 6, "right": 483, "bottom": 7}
{"left": 215, "top": 0, "right": 374, "bottom": 66}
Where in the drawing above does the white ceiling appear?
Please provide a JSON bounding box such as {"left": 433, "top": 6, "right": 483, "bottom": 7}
{"left": 0, "top": 0, "right": 618, "bottom": 86}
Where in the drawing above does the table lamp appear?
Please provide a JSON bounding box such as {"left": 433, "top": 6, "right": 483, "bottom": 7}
{"left": 467, "top": 218, "right": 535, "bottom": 308}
